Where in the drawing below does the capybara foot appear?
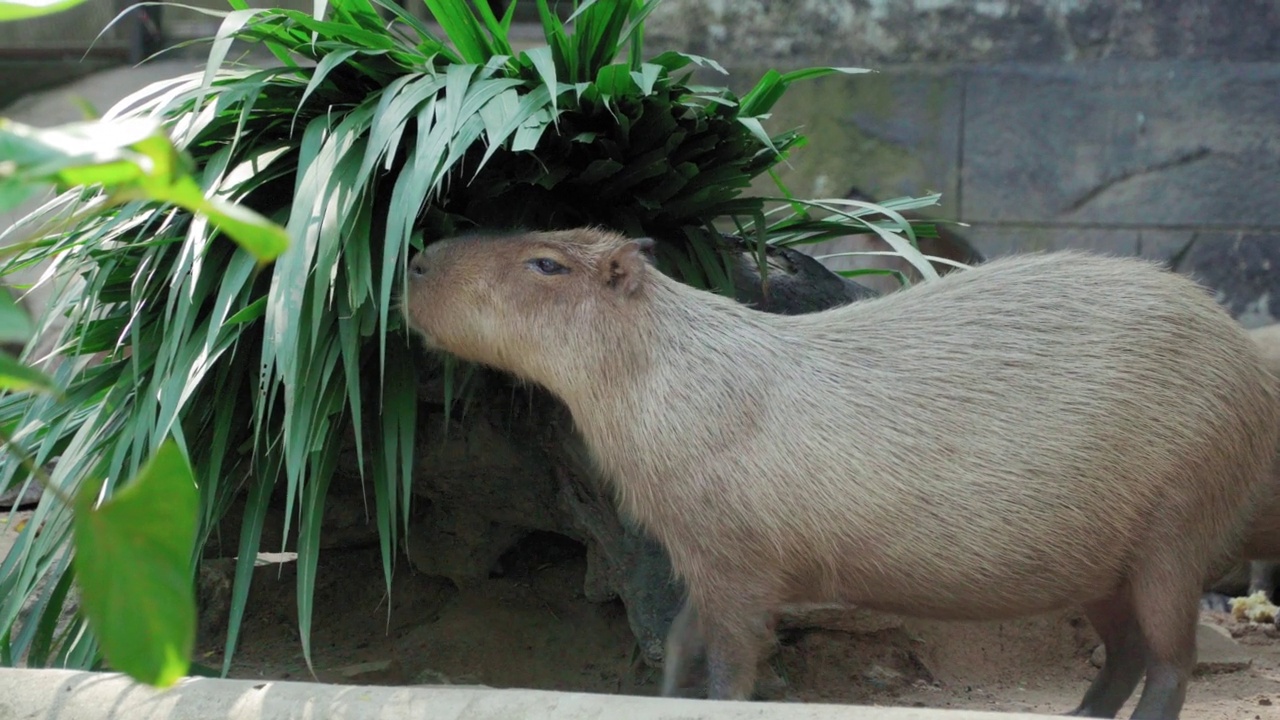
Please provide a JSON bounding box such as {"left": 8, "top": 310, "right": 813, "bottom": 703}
{"left": 1200, "top": 591, "right": 1233, "bottom": 613}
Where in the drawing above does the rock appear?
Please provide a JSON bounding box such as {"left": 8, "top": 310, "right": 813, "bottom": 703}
{"left": 196, "top": 558, "right": 236, "bottom": 647}
{"left": 404, "top": 508, "right": 527, "bottom": 590}
{"left": 411, "top": 406, "right": 563, "bottom": 534}
{"left": 862, "top": 662, "right": 907, "bottom": 691}
{"left": 0, "top": 483, "right": 41, "bottom": 511}
{"left": 550, "top": 433, "right": 685, "bottom": 665}
{"left": 1193, "top": 622, "right": 1253, "bottom": 676}
{"left": 402, "top": 395, "right": 563, "bottom": 590}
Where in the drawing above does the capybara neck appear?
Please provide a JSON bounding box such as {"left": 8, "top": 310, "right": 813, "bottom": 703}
{"left": 552, "top": 265, "right": 903, "bottom": 518}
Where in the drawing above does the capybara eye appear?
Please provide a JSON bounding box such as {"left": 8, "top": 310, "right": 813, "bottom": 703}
{"left": 528, "top": 257, "right": 569, "bottom": 275}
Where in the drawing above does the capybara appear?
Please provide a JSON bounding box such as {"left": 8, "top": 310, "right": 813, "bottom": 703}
{"left": 402, "top": 228, "right": 1280, "bottom": 720}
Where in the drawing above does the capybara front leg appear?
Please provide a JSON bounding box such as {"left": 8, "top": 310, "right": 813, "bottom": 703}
{"left": 1128, "top": 570, "right": 1198, "bottom": 720}
{"left": 1068, "top": 594, "right": 1145, "bottom": 718}
{"left": 661, "top": 597, "right": 706, "bottom": 697}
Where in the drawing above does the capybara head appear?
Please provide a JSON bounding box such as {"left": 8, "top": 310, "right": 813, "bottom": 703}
{"left": 403, "top": 228, "right": 655, "bottom": 382}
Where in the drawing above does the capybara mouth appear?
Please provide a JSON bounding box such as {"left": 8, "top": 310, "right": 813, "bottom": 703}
{"left": 403, "top": 249, "right": 437, "bottom": 343}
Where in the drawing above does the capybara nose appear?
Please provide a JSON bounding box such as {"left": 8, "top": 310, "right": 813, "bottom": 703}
{"left": 408, "top": 251, "right": 429, "bottom": 281}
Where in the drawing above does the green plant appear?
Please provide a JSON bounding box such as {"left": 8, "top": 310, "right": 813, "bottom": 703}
{"left": 0, "top": 0, "right": 945, "bottom": 680}
{"left": 0, "top": 77, "right": 289, "bottom": 686}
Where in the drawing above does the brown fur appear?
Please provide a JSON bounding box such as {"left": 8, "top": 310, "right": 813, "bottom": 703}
{"left": 403, "top": 228, "right": 1280, "bottom": 720}
{"left": 1239, "top": 324, "right": 1280, "bottom": 596}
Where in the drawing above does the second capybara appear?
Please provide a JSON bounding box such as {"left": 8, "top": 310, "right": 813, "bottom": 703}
{"left": 1238, "top": 324, "right": 1280, "bottom": 598}
{"left": 402, "top": 228, "right": 1280, "bottom": 720}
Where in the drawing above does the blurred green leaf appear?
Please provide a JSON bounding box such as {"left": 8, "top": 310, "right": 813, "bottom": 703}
{"left": 71, "top": 440, "right": 198, "bottom": 688}
{"left": 0, "top": 117, "right": 287, "bottom": 262}
{"left": 0, "top": 352, "right": 55, "bottom": 394}
{"left": 0, "top": 0, "right": 88, "bottom": 22}
{"left": 0, "top": 290, "right": 32, "bottom": 344}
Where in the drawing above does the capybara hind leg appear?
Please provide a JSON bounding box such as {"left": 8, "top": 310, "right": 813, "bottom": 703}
{"left": 1128, "top": 573, "right": 1198, "bottom": 720}
{"left": 705, "top": 635, "right": 761, "bottom": 700}
{"left": 661, "top": 598, "right": 705, "bottom": 697}
{"left": 1249, "top": 561, "right": 1279, "bottom": 600}
{"left": 701, "top": 607, "right": 768, "bottom": 701}
{"left": 1068, "top": 594, "right": 1146, "bottom": 718}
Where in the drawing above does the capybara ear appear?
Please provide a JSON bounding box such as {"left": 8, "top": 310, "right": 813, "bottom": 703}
{"left": 604, "top": 240, "right": 651, "bottom": 295}
{"left": 631, "top": 237, "right": 659, "bottom": 264}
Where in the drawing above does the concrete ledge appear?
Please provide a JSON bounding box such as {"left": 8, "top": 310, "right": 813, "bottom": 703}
{"left": 0, "top": 668, "right": 1067, "bottom": 720}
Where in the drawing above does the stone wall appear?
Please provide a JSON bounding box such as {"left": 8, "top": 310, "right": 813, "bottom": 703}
{"left": 645, "top": 0, "right": 1280, "bottom": 66}
{"left": 649, "top": 0, "right": 1280, "bottom": 326}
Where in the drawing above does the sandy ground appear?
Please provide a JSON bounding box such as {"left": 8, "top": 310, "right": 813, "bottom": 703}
{"left": 182, "top": 530, "right": 1280, "bottom": 720}
{"left": 5, "top": 507, "right": 1278, "bottom": 718}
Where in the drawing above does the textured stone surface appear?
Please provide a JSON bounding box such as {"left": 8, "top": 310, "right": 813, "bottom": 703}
{"left": 742, "top": 68, "right": 963, "bottom": 219}
{"left": 645, "top": 0, "right": 1280, "bottom": 68}
{"left": 962, "top": 63, "right": 1280, "bottom": 227}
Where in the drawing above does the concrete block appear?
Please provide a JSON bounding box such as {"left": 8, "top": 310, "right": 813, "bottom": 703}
{"left": 0, "top": 668, "right": 1075, "bottom": 720}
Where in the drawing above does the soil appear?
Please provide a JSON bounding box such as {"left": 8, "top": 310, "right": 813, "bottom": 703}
{"left": 193, "top": 532, "right": 1280, "bottom": 720}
